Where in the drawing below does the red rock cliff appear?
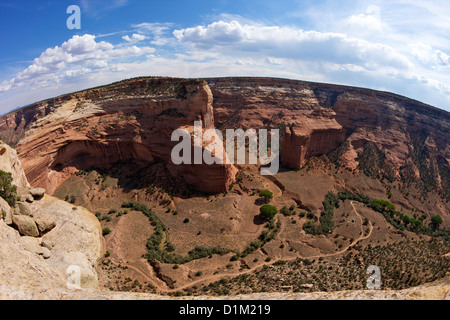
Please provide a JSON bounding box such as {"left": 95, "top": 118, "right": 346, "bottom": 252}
{"left": 0, "top": 78, "right": 236, "bottom": 194}
{"left": 281, "top": 109, "right": 345, "bottom": 169}
{"left": 206, "top": 77, "right": 450, "bottom": 197}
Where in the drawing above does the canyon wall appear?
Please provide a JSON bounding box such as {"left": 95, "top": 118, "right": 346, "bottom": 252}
{"left": 0, "top": 78, "right": 236, "bottom": 194}
{"left": 1, "top": 76, "right": 449, "bottom": 197}
{"left": 206, "top": 77, "right": 450, "bottom": 195}
{"left": 205, "top": 77, "right": 347, "bottom": 169}
{"left": 281, "top": 109, "right": 345, "bottom": 169}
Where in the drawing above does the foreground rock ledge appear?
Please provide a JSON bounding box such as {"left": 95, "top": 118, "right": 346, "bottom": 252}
{"left": 1, "top": 213, "right": 447, "bottom": 300}
{"left": 1, "top": 278, "right": 449, "bottom": 300}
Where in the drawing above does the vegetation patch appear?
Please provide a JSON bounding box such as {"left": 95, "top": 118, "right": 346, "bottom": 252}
{"left": 327, "top": 141, "right": 350, "bottom": 168}
{"left": 235, "top": 217, "right": 281, "bottom": 259}
{"left": 200, "top": 238, "right": 450, "bottom": 295}
{"left": 157, "top": 108, "right": 187, "bottom": 118}
{"left": 121, "top": 201, "right": 229, "bottom": 265}
{"left": 336, "top": 190, "right": 449, "bottom": 239}
{"left": 0, "top": 170, "right": 17, "bottom": 206}
{"left": 303, "top": 192, "right": 339, "bottom": 235}
{"left": 356, "top": 141, "right": 396, "bottom": 183}
{"left": 302, "top": 190, "right": 449, "bottom": 240}
{"left": 259, "top": 189, "right": 274, "bottom": 204}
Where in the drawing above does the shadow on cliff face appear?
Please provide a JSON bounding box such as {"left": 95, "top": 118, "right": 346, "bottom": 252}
{"left": 51, "top": 156, "right": 209, "bottom": 201}
{"left": 116, "top": 160, "right": 204, "bottom": 199}
{"left": 47, "top": 136, "right": 218, "bottom": 198}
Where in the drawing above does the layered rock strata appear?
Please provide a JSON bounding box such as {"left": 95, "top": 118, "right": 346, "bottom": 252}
{"left": 206, "top": 77, "right": 449, "bottom": 190}
{"left": 1, "top": 78, "right": 236, "bottom": 194}
{"left": 281, "top": 109, "right": 345, "bottom": 168}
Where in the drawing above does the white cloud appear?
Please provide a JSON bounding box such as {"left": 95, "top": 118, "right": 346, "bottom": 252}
{"left": 122, "top": 33, "right": 147, "bottom": 43}
{"left": 410, "top": 43, "right": 450, "bottom": 68}
{"left": 63, "top": 68, "right": 92, "bottom": 78}
{"left": 171, "top": 18, "right": 449, "bottom": 111}
{"left": 344, "top": 5, "right": 383, "bottom": 35}
{"left": 0, "top": 79, "right": 13, "bottom": 92}
{"left": 133, "top": 22, "right": 173, "bottom": 35}
{"left": 110, "top": 64, "right": 127, "bottom": 72}
{"left": 266, "top": 57, "right": 282, "bottom": 65}
{"left": 0, "top": 34, "right": 155, "bottom": 96}
{"left": 132, "top": 22, "right": 173, "bottom": 46}
{"left": 173, "top": 20, "right": 411, "bottom": 71}
{"left": 174, "top": 20, "right": 246, "bottom": 45}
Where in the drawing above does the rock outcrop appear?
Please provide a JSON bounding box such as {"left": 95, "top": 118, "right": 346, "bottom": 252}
{"left": 0, "top": 140, "right": 103, "bottom": 291}
{"left": 12, "top": 215, "right": 40, "bottom": 237}
{"left": 29, "top": 195, "right": 103, "bottom": 288}
{"left": 0, "top": 196, "right": 12, "bottom": 225}
{"left": 0, "top": 78, "right": 236, "bottom": 195}
{"left": 281, "top": 108, "right": 345, "bottom": 168}
{"left": 0, "top": 140, "right": 30, "bottom": 189}
{"left": 0, "top": 220, "right": 67, "bottom": 299}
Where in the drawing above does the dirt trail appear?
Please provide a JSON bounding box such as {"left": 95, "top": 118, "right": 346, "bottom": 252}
{"left": 101, "top": 200, "right": 373, "bottom": 293}
{"left": 105, "top": 200, "right": 373, "bottom": 293}
{"left": 162, "top": 201, "right": 374, "bottom": 292}
{"left": 102, "top": 215, "right": 168, "bottom": 290}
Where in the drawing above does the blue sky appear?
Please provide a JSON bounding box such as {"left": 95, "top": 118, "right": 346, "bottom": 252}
{"left": 0, "top": 0, "right": 449, "bottom": 114}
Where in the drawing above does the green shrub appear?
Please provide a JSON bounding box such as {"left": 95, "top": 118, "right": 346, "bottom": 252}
{"left": 102, "top": 227, "right": 111, "bottom": 236}
{"left": 124, "top": 201, "right": 232, "bottom": 264}
{"left": 260, "top": 205, "right": 278, "bottom": 220}
{"left": 431, "top": 215, "right": 443, "bottom": 230}
{"left": 230, "top": 255, "right": 239, "bottom": 261}
{"left": 302, "top": 220, "right": 319, "bottom": 235}
{"left": 274, "top": 260, "right": 286, "bottom": 266}
{"left": 280, "top": 206, "right": 291, "bottom": 216}
{"left": 259, "top": 189, "right": 273, "bottom": 203}
{"left": 0, "top": 170, "right": 17, "bottom": 206}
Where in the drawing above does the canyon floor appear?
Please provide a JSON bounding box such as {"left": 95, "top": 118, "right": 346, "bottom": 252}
{"left": 52, "top": 160, "right": 450, "bottom": 297}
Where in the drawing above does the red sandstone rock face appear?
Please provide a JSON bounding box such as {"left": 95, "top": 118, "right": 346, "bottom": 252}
{"left": 0, "top": 78, "right": 236, "bottom": 194}
{"left": 281, "top": 109, "right": 345, "bottom": 169}
{"left": 205, "top": 77, "right": 346, "bottom": 169}
{"left": 1, "top": 77, "right": 449, "bottom": 199}
{"left": 206, "top": 77, "right": 450, "bottom": 194}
